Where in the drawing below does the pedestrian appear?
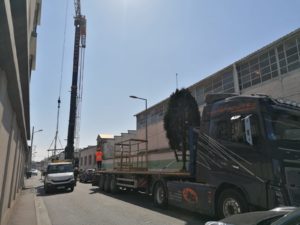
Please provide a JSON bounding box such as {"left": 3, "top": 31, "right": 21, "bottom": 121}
{"left": 95, "top": 148, "right": 103, "bottom": 170}
{"left": 74, "top": 167, "right": 79, "bottom": 186}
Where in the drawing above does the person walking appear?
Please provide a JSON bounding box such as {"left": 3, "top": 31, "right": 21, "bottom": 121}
{"left": 95, "top": 148, "right": 103, "bottom": 170}
{"left": 74, "top": 167, "right": 79, "bottom": 186}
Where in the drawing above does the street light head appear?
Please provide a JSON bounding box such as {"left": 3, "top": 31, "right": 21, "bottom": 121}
{"left": 129, "top": 95, "right": 138, "bottom": 99}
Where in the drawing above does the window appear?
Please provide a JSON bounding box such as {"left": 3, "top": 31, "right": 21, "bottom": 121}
{"left": 88, "top": 155, "right": 92, "bottom": 165}
{"left": 210, "top": 114, "right": 260, "bottom": 145}
{"left": 277, "top": 36, "right": 300, "bottom": 75}
{"left": 84, "top": 156, "right": 87, "bottom": 166}
{"left": 237, "top": 48, "right": 280, "bottom": 90}
{"left": 80, "top": 157, "right": 83, "bottom": 166}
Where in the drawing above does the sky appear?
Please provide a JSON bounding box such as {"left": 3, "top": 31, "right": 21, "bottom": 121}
{"left": 30, "top": 0, "right": 300, "bottom": 161}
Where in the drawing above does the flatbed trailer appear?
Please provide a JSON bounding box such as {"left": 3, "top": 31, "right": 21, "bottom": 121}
{"left": 92, "top": 138, "right": 217, "bottom": 216}
{"left": 93, "top": 167, "right": 216, "bottom": 216}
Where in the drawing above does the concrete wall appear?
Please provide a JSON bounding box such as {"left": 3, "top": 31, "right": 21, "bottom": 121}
{"left": 0, "top": 70, "right": 27, "bottom": 224}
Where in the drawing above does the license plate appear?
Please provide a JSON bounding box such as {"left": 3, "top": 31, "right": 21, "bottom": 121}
{"left": 57, "top": 186, "right": 65, "bottom": 189}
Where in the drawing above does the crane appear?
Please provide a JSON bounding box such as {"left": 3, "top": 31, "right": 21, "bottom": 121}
{"left": 65, "top": 0, "right": 86, "bottom": 161}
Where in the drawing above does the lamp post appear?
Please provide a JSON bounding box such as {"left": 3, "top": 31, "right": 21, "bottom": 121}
{"left": 29, "top": 126, "right": 43, "bottom": 171}
{"left": 130, "top": 95, "right": 148, "bottom": 169}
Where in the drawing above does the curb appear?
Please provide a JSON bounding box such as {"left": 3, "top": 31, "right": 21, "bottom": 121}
{"left": 34, "top": 193, "right": 52, "bottom": 225}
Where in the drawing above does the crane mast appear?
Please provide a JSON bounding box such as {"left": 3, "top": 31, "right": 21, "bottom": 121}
{"left": 65, "top": 0, "right": 86, "bottom": 160}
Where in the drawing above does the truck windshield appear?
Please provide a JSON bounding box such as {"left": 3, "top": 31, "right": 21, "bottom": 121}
{"left": 264, "top": 107, "right": 300, "bottom": 141}
{"left": 47, "top": 164, "right": 73, "bottom": 173}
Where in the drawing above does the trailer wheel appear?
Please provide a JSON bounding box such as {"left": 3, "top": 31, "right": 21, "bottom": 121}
{"left": 98, "top": 174, "right": 105, "bottom": 191}
{"left": 104, "top": 175, "right": 111, "bottom": 192}
{"left": 217, "top": 189, "right": 248, "bottom": 219}
{"left": 153, "top": 181, "right": 168, "bottom": 208}
{"left": 110, "top": 175, "right": 118, "bottom": 194}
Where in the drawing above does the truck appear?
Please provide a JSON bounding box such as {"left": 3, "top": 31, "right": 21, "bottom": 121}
{"left": 92, "top": 93, "right": 300, "bottom": 218}
{"left": 44, "top": 161, "right": 76, "bottom": 193}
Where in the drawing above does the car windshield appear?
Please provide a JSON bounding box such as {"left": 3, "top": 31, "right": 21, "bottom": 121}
{"left": 264, "top": 107, "right": 300, "bottom": 141}
{"left": 47, "top": 164, "right": 73, "bottom": 173}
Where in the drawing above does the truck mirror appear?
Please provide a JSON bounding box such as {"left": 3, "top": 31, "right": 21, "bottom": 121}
{"left": 244, "top": 115, "right": 253, "bottom": 146}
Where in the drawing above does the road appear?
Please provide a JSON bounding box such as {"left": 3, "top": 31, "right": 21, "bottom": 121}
{"left": 33, "top": 175, "right": 212, "bottom": 225}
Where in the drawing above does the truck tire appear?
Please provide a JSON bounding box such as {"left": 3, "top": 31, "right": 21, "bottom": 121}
{"left": 153, "top": 181, "right": 168, "bottom": 208}
{"left": 98, "top": 174, "right": 105, "bottom": 191}
{"left": 110, "top": 175, "right": 118, "bottom": 194}
{"left": 217, "top": 189, "right": 248, "bottom": 219}
{"left": 104, "top": 175, "right": 111, "bottom": 192}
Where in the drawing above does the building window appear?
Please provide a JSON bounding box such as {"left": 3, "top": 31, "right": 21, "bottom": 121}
{"left": 80, "top": 157, "right": 83, "bottom": 166}
{"left": 237, "top": 47, "right": 279, "bottom": 90}
{"left": 88, "top": 155, "right": 92, "bottom": 165}
{"left": 203, "top": 70, "right": 234, "bottom": 97}
{"left": 84, "top": 156, "right": 87, "bottom": 166}
{"left": 94, "top": 155, "right": 96, "bottom": 165}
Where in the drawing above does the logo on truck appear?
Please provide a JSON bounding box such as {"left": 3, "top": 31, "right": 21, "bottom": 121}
{"left": 182, "top": 188, "right": 198, "bottom": 204}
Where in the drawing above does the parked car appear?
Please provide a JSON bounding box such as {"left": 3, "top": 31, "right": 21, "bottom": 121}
{"left": 205, "top": 207, "right": 299, "bottom": 225}
{"left": 30, "top": 169, "right": 38, "bottom": 176}
{"left": 79, "top": 169, "right": 95, "bottom": 183}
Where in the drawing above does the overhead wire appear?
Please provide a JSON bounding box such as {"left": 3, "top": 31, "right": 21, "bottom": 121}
{"left": 52, "top": 0, "right": 69, "bottom": 157}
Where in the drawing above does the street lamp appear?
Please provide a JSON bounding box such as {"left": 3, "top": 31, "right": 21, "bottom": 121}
{"left": 29, "top": 126, "right": 43, "bottom": 170}
{"left": 130, "top": 95, "right": 148, "bottom": 168}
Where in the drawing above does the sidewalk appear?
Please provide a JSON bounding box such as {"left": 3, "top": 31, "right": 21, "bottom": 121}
{"left": 6, "top": 174, "right": 51, "bottom": 225}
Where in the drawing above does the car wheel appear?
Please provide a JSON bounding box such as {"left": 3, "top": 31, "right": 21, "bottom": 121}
{"left": 153, "top": 181, "right": 168, "bottom": 208}
{"left": 69, "top": 186, "right": 74, "bottom": 192}
{"left": 217, "top": 189, "right": 248, "bottom": 219}
{"left": 44, "top": 185, "right": 49, "bottom": 194}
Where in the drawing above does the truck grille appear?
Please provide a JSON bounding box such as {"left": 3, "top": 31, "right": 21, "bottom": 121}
{"left": 52, "top": 178, "right": 71, "bottom": 183}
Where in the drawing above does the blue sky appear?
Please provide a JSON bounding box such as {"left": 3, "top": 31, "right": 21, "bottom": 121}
{"left": 31, "top": 0, "right": 300, "bottom": 161}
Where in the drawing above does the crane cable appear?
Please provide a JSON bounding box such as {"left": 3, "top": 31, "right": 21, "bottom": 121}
{"left": 53, "top": 0, "right": 69, "bottom": 157}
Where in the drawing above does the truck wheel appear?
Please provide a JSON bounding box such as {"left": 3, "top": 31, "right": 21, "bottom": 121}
{"left": 217, "top": 189, "right": 248, "bottom": 219}
{"left": 110, "top": 175, "right": 118, "bottom": 194}
{"left": 98, "top": 174, "right": 105, "bottom": 191}
{"left": 104, "top": 175, "right": 111, "bottom": 192}
{"left": 153, "top": 181, "right": 168, "bottom": 208}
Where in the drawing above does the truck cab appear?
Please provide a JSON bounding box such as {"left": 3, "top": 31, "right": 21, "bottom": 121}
{"left": 44, "top": 162, "right": 75, "bottom": 193}
{"left": 197, "top": 94, "right": 300, "bottom": 217}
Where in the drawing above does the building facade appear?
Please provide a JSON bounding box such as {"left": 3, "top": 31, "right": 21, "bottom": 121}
{"left": 132, "top": 28, "right": 300, "bottom": 168}
{"left": 79, "top": 146, "right": 97, "bottom": 171}
{"left": 0, "top": 1, "right": 41, "bottom": 224}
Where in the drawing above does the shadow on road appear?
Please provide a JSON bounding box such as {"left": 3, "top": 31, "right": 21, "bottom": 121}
{"left": 89, "top": 187, "right": 214, "bottom": 225}
{"left": 36, "top": 185, "right": 74, "bottom": 196}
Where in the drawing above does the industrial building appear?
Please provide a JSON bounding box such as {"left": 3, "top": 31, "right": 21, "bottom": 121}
{"left": 0, "top": 1, "right": 41, "bottom": 224}
{"left": 130, "top": 28, "right": 300, "bottom": 168}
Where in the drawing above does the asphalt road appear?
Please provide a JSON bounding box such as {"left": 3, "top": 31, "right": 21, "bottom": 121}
{"left": 35, "top": 178, "right": 213, "bottom": 225}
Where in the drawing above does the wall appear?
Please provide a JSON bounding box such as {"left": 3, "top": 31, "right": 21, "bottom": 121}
{"left": 79, "top": 146, "right": 97, "bottom": 171}
{"left": 0, "top": 70, "right": 26, "bottom": 224}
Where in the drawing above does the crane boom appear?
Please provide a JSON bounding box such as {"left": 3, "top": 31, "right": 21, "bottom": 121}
{"left": 65, "top": 0, "right": 86, "bottom": 160}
